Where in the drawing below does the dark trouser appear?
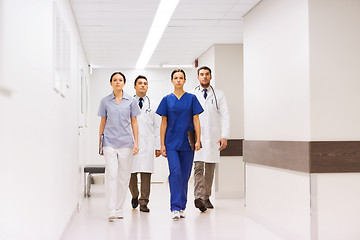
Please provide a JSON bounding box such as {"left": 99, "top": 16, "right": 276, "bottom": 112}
{"left": 194, "top": 161, "right": 216, "bottom": 200}
{"left": 129, "top": 172, "right": 151, "bottom": 206}
{"left": 166, "top": 150, "right": 194, "bottom": 211}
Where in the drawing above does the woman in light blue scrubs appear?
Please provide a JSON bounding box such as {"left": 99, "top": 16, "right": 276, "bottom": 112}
{"left": 98, "top": 72, "right": 141, "bottom": 221}
{"left": 156, "top": 69, "right": 203, "bottom": 220}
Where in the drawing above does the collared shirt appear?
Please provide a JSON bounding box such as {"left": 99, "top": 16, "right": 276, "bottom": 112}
{"left": 133, "top": 95, "right": 150, "bottom": 112}
{"left": 98, "top": 92, "right": 141, "bottom": 148}
{"left": 201, "top": 86, "right": 210, "bottom": 99}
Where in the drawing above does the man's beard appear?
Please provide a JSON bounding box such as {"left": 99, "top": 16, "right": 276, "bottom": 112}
{"left": 200, "top": 82, "right": 210, "bottom": 88}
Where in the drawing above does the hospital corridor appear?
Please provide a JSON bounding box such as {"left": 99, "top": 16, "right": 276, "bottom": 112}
{"left": 1, "top": 0, "right": 360, "bottom": 240}
{"left": 62, "top": 179, "right": 284, "bottom": 240}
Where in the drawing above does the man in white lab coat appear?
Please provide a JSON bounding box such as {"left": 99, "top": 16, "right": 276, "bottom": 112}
{"left": 191, "top": 66, "right": 230, "bottom": 212}
{"left": 129, "top": 75, "right": 161, "bottom": 212}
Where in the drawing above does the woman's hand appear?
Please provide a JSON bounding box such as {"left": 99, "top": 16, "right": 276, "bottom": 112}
{"left": 133, "top": 143, "right": 139, "bottom": 155}
{"left": 195, "top": 141, "right": 201, "bottom": 151}
{"left": 161, "top": 145, "right": 167, "bottom": 157}
{"left": 99, "top": 141, "right": 104, "bottom": 156}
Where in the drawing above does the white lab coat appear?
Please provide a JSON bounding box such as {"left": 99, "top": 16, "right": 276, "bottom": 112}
{"left": 192, "top": 86, "right": 230, "bottom": 163}
{"left": 131, "top": 96, "right": 161, "bottom": 173}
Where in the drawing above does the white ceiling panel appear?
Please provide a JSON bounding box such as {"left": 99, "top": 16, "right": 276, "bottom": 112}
{"left": 70, "top": 0, "right": 260, "bottom": 68}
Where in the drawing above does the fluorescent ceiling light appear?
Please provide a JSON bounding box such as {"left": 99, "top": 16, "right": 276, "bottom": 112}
{"left": 162, "top": 64, "right": 193, "bottom": 68}
{"left": 135, "top": 0, "right": 180, "bottom": 69}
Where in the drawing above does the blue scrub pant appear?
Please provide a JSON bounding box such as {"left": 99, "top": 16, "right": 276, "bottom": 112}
{"left": 166, "top": 150, "right": 194, "bottom": 211}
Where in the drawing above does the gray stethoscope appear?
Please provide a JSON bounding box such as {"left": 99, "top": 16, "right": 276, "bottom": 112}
{"left": 134, "top": 95, "right": 151, "bottom": 113}
{"left": 195, "top": 85, "right": 219, "bottom": 111}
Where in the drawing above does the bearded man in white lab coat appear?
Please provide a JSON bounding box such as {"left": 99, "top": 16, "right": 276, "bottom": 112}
{"left": 129, "top": 75, "right": 161, "bottom": 212}
{"left": 191, "top": 66, "right": 230, "bottom": 212}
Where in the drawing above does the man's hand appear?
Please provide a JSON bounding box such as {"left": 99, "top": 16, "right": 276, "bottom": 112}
{"left": 217, "top": 138, "right": 228, "bottom": 151}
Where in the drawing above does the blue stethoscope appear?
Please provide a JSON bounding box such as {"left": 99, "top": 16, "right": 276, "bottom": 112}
{"left": 134, "top": 95, "right": 151, "bottom": 113}
{"left": 195, "top": 85, "right": 219, "bottom": 111}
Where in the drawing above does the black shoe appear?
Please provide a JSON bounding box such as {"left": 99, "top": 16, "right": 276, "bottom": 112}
{"left": 194, "top": 198, "right": 207, "bottom": 212}
{"left": 140, "top": 205, "right": 150, "bottom": 212}
{"left": 204, "top": 199, "right": 214, "bottom": 209}
{"left": 131, "top": 198, "right": 138, "bottom": 208}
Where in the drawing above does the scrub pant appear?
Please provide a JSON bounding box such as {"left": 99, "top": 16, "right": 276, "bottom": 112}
{"left": 103, "top": 147, "right": 133, "bottom": 218}
{"left": 166, "top": 150, "right": 194, "bottom": 211}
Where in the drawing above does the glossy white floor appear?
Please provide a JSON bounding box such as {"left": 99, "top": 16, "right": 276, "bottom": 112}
{"left": 62, "top": 181, "right": 285, "bottom": 240}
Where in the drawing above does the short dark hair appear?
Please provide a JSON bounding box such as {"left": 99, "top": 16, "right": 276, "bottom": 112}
{"left": 197, "top": 66, "right": 212, "bottom": 76}
{"left": 171, "top": 69, "right": 186, "bottom": 80}
{"left": 134, "top": 75, "right": 148, "bottom": 86}
{"left": 110, "top": 72, "right": 126, "bottom": 83}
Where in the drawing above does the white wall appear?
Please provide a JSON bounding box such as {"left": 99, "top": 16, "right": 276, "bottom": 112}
{"left": 198, "top": 44, "right": 245, "bottom": 198}
{"left": 197, "top": 44, "right": 244, "bottom": 139}
{"left": 244, "top": 0, "right": 360, "bottom": 239}
{"left": 243, "top": 0, "right": 311, "bottom": 238}
{"left": 308, "top": 0, "right": 360, "bottom": 140}
{"left": 214, "top": 44, "right": 244, "bottom": 139}
{"left": 197, "top": 45, "right": 216, "bottom": 78}
{"left": 0, "top": 0, "right": 89, "bottom": 239}
{"left": 244, "top": 0, "right": 310, "bottom": 141}
{"left": 308, "top": 1, "right": 360, "bottom": 239}
{"left": 312, "top": 173, "right": 360, "bottom": 240}
{"left": 246, "top": 164, "right": 311, "bottom": 240}
{"left": 0, "top": 0, "right": 4, "bottom": 93}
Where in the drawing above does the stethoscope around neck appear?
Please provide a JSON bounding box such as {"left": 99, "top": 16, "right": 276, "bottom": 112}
{"left": 134, "top": 95, "right": 151, "bottom": 113}
{"left": 195, "top": 85, "right": 219, "bottom": 111}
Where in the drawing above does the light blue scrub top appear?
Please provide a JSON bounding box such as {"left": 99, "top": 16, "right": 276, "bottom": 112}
{"left": 98, "top": 92, "right": 141, "bottom": 149}
{"left": 156, "top": 92, "right": 203, "bottom": 151}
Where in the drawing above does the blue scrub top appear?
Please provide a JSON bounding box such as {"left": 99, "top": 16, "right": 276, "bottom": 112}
{"left": 156, "top": 92, "right": 203, "bottom": 151}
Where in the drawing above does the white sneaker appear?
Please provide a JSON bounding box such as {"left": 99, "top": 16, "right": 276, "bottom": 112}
{"left": 172, "top": 210, "right": 180, "bottom": 220}
{"left": 179, "top": 210, "right": 185, "bottom": 218}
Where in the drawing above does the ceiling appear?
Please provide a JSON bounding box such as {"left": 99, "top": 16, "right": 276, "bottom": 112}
{"left": 70, "top": 0, "right": 261, "bottom": 69}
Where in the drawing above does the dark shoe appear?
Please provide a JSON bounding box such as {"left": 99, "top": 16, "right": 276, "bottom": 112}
{"left": 194, "top": 198, "right": 207, "bottom": 212}
{"left": 131, "top": 198, "right": 138, "bottom": 208}
{"left": 140, "top": 205, "right": 150, "bottom": 212}
{"left": 204, "top": 199, "right": 214, "bottom": 209}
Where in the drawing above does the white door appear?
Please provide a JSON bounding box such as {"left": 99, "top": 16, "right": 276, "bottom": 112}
{"left": 78, "top": 67, "right": 89, "bottom": 203}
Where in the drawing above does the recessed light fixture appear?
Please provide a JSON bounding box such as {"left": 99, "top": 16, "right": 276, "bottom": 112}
{"left": 135, "top": 0, "right": 180, "bottom": 69}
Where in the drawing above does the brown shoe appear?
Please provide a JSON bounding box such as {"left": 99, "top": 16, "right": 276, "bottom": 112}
{"left": 204, "top": 199, "right": 214, "bottom": 209}
{"left": 194, "top": 198, "right": 207, "bottom": 212}
{"left": 140, "top": 205, "right": 150, "bottom": 212}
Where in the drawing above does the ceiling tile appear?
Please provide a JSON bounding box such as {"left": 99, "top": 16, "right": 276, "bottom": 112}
{"left": 70, "top": 0, "right": 260, "bottom": 68}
